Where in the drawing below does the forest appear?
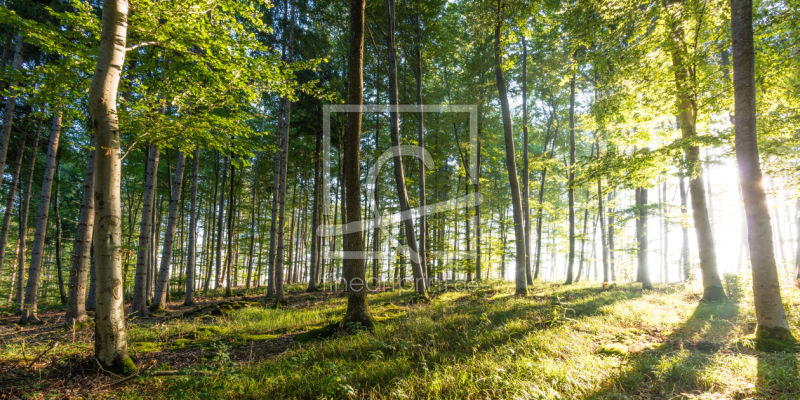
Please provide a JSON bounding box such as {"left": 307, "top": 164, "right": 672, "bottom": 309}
{"left": 0, "top": 0, "right": 798, "bottom": 398}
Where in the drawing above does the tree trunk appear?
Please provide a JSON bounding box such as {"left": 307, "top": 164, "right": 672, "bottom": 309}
{"left": 20, "top": 110, "right": 63, "bottom": 323}
{"left": 0, "top": 116, "right": 27, "bottom": 281}
{"left": 608, "top": 190, "right": 616, "bottom": 281}
{"left": 247, "top": 154, "right": 259, "bottom": 289}
{"left": 669, "top": 2, "right": 725, "bottom": 301}
{"left": 636, "top": 187, "right": 653, "bottom": 289}
{"left": 66, "top": 136, "right": 94, "bottom": 322}
{"left": 521, "top": 35, "right": 532, "bottom": 285}
{"left": 309, "top": 127, "right": 322, "bottom": 291}
{"left": 14, "top": 118, "right": 42, "bottom": 314}
{"left": 151, "top": 151, "right": 186, "bottom": 309}
{"left": 225, "top": 154, "right": 236, "bottom": 297}
{"left": 267, "top": 110, "right": 283, "bottom": 297}
{"left": 662, "top": 181, "right": 669, "bottom": 282}
{"left": 341, "top": 0, "right": 373, "bottom": 328}
{"left": 55, "top": 159, "right": 66, "bottom": 304}
{"left": 576, "top": 190, "right": 589, "bottom": 282}
{"left": 184, "top": 148, "right": 199, "bottom": 305}
{"left": 86, "top": 248, "right": 96, "bottom": 311}
{"left": 204, "top": 154, "right": 219, "bottom": 292}
{"left": 566, "top": 75, "right": 576, "bottom": 285}
{"left": 386, "top": 0, "right": 427, "bottom": 296}
{"left": 87, "top": 0, "right": 132, "bottom": 372}
{"left": 132, "top": 145, "right": 159, "bottom": 316}
{"left": 414, "top": 11, "right": 429, "bottom": 285}
{"left": 731, "top": 0, "right": 795, "bottom": 344}
{"left": 494, "top": 0, "right": 526, "bottom": 295}
{"left": 215, "top": 156, "right": 228, "bottom": 289}
{"left": 597, "top": 139, "right": 609, "bottom": 283}
{"left": 370, "top": 105, "right": 380, "bottom": 288}
{"left": 0, "top": 34, "right": 24, "bottom": 189}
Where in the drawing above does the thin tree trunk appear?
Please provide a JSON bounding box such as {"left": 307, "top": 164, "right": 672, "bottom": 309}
{"left": 132, "top": 145, "right": 159, "bottom": 316}
{"left": 14, "top": 118, "right": 42, "bottom": 314}
{"left": 731, "top": 0, "right": 795, "bottom": 343}
{"left": 636, "top": 187, "right": 652, "bottom": 289}
{"left": 0, "top": 116, "right": 27, "bottom": 281}
{"left": 55, "top": 159, "right": 66, "bottom": 304}
{"left": 184, "top": 148, "right": 199, "bottom": 305}
{"left": 521, "top": 35, "right": 532, "bottom": 285}
{"left": 215, "top": 156, "right": 228, "bottom": 289}
{"left": 495, "top": 0, "right": 526, "bottom": 295}
{"left": 669, "top": 2, "right": 725, "bottom": 301}
{"left": 247, "top": 154, "right": 259, "bottom": 289}
{"left": 87, "top": 0, "right": 132, "bottom": 371}
{"left": 566, "top": 75, "right": 576, "bottom": 285}
{"left": 576, "top": 190, "right": 589, "bottom": 282}
{"left": 679, "top": 175, "right": 690, "bottom": 281}
{"left": 203, "top": 154, "right": 219, "bottom": 292}
{"left": 20, "top": 110, "right": 63, "bottom": 323}
{"left": 0, "top": 34, "right": 24, "bottom": 189}
{"left": 225, "top": 154, "right": 236, "bottom": 297}
{"left": 608, "top": 190, "right": 616, "bottom": 281}
{"left": 386, "top": 0, "right": 426, "bottom": 296}
{"left": 151, "top": 150, "right": 186, "bottom": 309}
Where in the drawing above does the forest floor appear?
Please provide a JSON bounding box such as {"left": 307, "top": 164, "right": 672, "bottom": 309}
{"left": 1, "top": 275, "right": 799, "bottom": 399}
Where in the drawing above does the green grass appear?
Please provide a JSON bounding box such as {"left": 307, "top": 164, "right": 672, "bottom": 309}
{"left": 2, "top": 277, "right": 800, "bottom": 399}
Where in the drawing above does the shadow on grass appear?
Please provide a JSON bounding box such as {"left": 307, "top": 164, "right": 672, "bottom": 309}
{"left": 214, "top": 283, "right": 647, "bottom": 398}
{"left": 757, "top": 347, "right": 799, "bottom": 398}
{"left": 586, "top": 297, "right": 743, "bottom": 399}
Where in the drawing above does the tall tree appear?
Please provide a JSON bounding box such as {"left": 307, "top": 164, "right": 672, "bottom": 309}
{"left": 0, "top": 116, "right": 27, "bottom": 281}
{"left": 20, "top": 110, "right": 63, "bottom": 323}
{"left": 494, "top": 0, "right": 526, "bottom": 295}
{"left": 14, "top": 118, "right": 42, "bottom": 314}
{"left": 668, "top": 0, "right": 725, "bottom": 301}
{"left": 565, "top": 74, "right": 576, "bottom": 285}
{"left": 521, "top": 35, "right": 532, "bottom": 285}
{"left": 0, "top": 33, "right": 24, "bottom": 189}
{"left": 386, "top": 0, "right": 427, "bottom": 296}
{"left": 132, "top": 145, "right": 159, "bottom": 316}
{"left": 87, "top": 0, "right": 133, "bottom": 372}
{"left": 151, "top": 150, "right": 186, "bottom": 309}
{"left": 184, "top": 147, "right": 200, "bottom": 305}
{"left": 731, "top": 0, "right": 795, "bottom": 345}
{"left": 340, "top": 0, "right": 374, "bottom": 327}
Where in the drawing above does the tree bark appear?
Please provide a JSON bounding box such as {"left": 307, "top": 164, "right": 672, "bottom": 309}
{"left": 731, "top": 0, "right": 795, "bottom": 343}
{"left": 65, "top": 135, "right": 94, "bottom": 322}
{"left": 184, "top": 148, "right": 199, "bottom": 305}
{"left": 414, "top": 11, "right": 429, "bottom": 285}
{"left": 565, "top": 75, "right": 576, "bottom": 285}
{"left": 247, "top": 154, "right": 259, "bottom": 289}
{"left": 132, "top": 145, "right": 159, "bottom": 316}
{"left": 225, "top": 155, "right": 235, "bottom": 297}
{"left": 679, "top": 174, "right": 690, "bottom": 281}
{"left": 636, "top": 187, "right": 652, "bottom": 289}
{"left": 20, "top": 110, "right": 63, "bottom": 323}
{"left": 0, "top": 34, "right": 24, "bottom": 189}
{"left": 215, "top": 156, "right": 228, "bottom": 289}
{"left": 87, "top": 0, "right": 132, "bottom": 372}
{"left": 151, "top": 150, "right": 186, "bottom": 309}
{"left": 14, "top": 118, "right": 42, "bottom": 313}
{"left": 386, "top": 0, "right": 427, "bottom": 296}
{"left": 55, "top": 159, "right": 66, "bottom": 304}
{"left": 341, "top": 0, "right": 373, "bottom": 327}
{"left": 494, "top": 0, "right": 526, "bottom": 295}
{"left": 0, "top": 116, "right": 27, "bottom": 281}
{"left": 521, "top": 35, "right": 532, "bottom": 285}
{"left": 669, "top": 1, "right": 725, "bottom": 301}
